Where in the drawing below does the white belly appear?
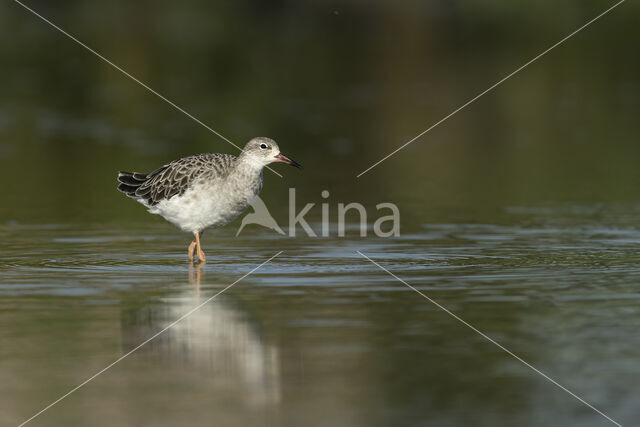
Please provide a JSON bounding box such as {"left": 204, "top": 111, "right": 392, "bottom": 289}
{"left": 147, "top": 181, "right": 258, "bottom": 234}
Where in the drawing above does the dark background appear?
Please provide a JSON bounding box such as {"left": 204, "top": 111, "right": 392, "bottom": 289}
{"left": 1, "top": 0, "right": 638, "bottom": 228}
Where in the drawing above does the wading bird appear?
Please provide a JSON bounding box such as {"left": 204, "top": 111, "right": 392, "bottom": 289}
{"left": 117, "top": 137, "right": 301, "bottom": 263}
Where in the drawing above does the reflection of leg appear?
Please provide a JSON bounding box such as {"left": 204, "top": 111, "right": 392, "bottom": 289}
{"left": 188, "top": 238, "right": 197, "bottom": 263}
{"left": 195, "top": 231, "right": 206, "bottom": 263}
{"left": 188, "top": 262, "right": 203, "bottom": 296}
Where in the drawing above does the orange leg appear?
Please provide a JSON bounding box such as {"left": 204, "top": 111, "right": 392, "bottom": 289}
{"left": 195, "top": 231, "right": 206, "bottom": 263}
{"left": 188, "top": 239, "right": 197, "bottom": 262}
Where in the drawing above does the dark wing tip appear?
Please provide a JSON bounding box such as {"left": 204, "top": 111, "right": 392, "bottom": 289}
{"left": 117, "top": 171, "right": 149, "bottom": 198}
{"left": 117, "top": 182, "right": 138, "bottom": 196}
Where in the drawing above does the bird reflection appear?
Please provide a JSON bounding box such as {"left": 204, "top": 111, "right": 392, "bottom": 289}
{"left": 121, "top": 263, "right": 281, "bottom": 405}
{"left": 189, "top": 260, "right": 203, "bottom": 295}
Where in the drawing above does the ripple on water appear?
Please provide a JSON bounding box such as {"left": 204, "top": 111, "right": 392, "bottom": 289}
{"left": 2, "top": 219, "right": 640, "bottom": 304}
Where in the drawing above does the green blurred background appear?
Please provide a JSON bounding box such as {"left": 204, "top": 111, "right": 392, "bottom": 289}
{"left": 1, "top": 0, "right": 638, "bottom": 227}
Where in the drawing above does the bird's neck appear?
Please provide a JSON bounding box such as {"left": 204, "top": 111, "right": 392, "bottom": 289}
{"left": 233, "top": 155, "right": 265, "bottom": 181}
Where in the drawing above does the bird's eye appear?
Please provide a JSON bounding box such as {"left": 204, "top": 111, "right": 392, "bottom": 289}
{"left": 260, "top": 143, "right": 268, "bottom": 149}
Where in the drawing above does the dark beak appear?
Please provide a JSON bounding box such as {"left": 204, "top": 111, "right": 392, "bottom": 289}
{"left": 275, "top": 153, "right": 303, "bottom": 169}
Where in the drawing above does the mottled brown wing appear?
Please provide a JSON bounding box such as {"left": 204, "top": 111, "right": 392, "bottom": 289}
{"left": 133, "top": 153, "right": 235, "bottom": 206}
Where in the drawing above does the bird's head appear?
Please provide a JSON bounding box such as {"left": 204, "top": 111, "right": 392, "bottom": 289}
{"left": 240, "top": 137, "right": 302, "bottom": 169}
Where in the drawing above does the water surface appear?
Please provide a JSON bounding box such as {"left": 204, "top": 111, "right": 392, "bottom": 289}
{"left": 2, "top": 206, "right": 640, "bottom": 426}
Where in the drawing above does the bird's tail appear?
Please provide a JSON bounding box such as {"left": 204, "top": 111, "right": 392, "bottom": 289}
{"left": 117, "top": 171, "right": 149, "bottom": 199}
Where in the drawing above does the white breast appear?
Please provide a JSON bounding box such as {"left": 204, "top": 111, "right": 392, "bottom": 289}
{"left": 148, "top": 176, "right": 261, "bottom": 234}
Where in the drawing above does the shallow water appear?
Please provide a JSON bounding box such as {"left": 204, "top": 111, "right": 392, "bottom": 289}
{"left": 2, "top": 206, "right": 640, "bottom": 426}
